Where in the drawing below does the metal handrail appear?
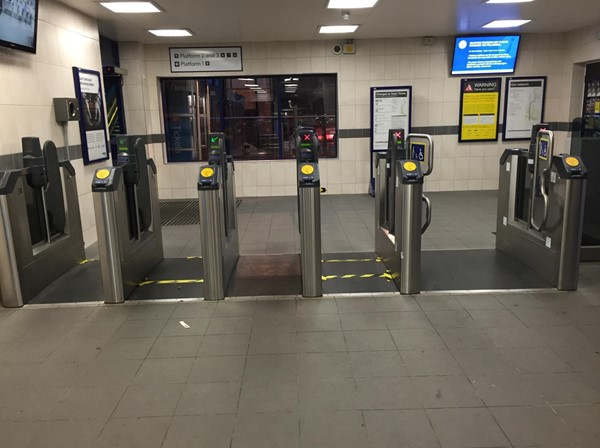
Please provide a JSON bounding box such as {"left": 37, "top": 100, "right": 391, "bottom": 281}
{"left": 531, "top": 168, "right": 550, "bottom": 231}
{"left": 422, "top": 194, "right": 432, "bottom": 234}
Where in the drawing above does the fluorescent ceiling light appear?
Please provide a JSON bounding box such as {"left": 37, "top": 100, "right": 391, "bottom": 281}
{"left": 238, "top": 78, "right": 255, "bottom": 81}
{"left": 482, "top": 19, "right": 531, "bottom": 28}
{"left": 484, "top": 0, "right": 533, "bottom": 3}
{"left": 245, "top": 84, "right": 259, "bottom": 87}
{"left": 327, "top": 0, "right": 378, "bottom": 8}
{"left": 100, "top": 2, "right": 160, "bottom": 13}
{"left": 319, "top": 25, "right": 358, "bottom": 34}
{"left": 148, "top": 29, "right": 192, "bottom": 36}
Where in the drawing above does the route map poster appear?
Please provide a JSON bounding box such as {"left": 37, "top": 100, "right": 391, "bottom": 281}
{"left": 370, "top": 87, "right": 412, "bottom": 151}
{"left": 459, "top": 78, "right": 501, "bottom": 142}
{"left": 503, "top": 77, "right": 546, "bottom": 141}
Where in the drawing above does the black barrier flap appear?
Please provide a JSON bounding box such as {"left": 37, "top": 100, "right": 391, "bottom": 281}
{"left": 42, "top": 140, "right": 66, "bottom": 235}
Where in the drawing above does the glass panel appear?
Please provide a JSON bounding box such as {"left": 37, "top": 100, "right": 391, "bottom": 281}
{"left": 161, "top": 79, "right": 200, "bottom": 162}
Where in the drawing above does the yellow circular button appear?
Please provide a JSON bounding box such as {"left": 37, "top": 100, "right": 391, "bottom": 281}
{"left": 201, "top": 167, "right": 215, "bottom": 178}
{"left": 301, "top": 165, "right": 315, "bottom": 175}
{"left": 565, "top": 157, "right": 580, "bottom": 167}
{"left": 404, "top": 161, "right": 417, "bottom": 172}
{"left": 96, "top": 169, "right": 110, "bottom": 180}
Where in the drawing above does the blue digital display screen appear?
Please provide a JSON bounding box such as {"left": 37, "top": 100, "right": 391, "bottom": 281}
{"left": 539, "top": 139, "right": 549, "bottom": 160}
{"left": 411, "top": 143, "right": 425, "bottom": 162}
{"left": 452, "top": 35, "right": 520, "bottom": 75}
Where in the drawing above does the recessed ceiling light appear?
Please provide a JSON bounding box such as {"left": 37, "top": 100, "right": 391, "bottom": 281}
{"left": 484, "top": 0, "right": 533, "bottom": 3}
{"left": 327, "top": 0, "right": 378, "bottom": 8}
{"left": 100, "top": 2, "right": 161, "bottom": 13}
{"left": 482, "top": 19, "right": 531, "bottom": 28}
{"left": 148, "top": 29, "right": 192, "bottom": 36}
{"left": 319, "top": 25, "right": 358, "bottom": 34}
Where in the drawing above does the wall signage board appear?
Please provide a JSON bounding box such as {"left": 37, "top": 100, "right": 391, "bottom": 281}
{"left": 459, "top": 78, "right": 501, "bottom": 142}
{"left": 370, "top": 87, "right": 412, "bottom": 151}
{"left": 502, "top": 76, "right": 546, "bottom": 141}
{"left": 169, "top": 47, "right": 243, "bottom": 72}
{"left": 72, "top": 67, "right": 110, "bottom": 164}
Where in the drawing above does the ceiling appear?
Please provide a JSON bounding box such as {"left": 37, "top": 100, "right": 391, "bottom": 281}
{"left": 58, "top": 0, "right": 600, "bottom": 44}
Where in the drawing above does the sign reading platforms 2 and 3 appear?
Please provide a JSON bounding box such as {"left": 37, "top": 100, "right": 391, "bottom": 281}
{"left": 169, "top": 47, "right": 243, "bottom": 72}
{"left": 459, "top": 78, "right": 502, "bottom": 142}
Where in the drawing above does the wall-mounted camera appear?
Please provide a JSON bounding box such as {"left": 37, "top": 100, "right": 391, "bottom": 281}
{"left": 53, "top": 98, "right": 80, "bottom": 123}
{"left": 332, "top": 44, "right": 343, "bottom": 55}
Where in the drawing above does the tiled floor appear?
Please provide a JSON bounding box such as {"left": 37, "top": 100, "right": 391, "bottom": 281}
{"left": 7, "top": 192, "right": 599, "bottom": 447}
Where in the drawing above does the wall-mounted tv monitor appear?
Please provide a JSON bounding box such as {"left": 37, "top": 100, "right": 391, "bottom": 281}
{"left": 452, "top": 35, "right": 521, "bottom": 76}
{"left": 0, "top": 0, "right": 39, "bottom": 53}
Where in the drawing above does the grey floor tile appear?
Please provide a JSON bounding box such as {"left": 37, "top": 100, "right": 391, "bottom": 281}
{"left": 533, "top": 326, "right": 592, "bottom": 347}
{"left": 206, "top": 317, "right": 254, "bottom": 335}
{"left": 483, "top": 326, "right": 547, "bottom": 348}
{"left": 299, "top": 378, "right": 359, "bottom": 411}
{"left": 416, "top": 296, "right": 462, "bottom": 311}
{"left": 67, "top": 320, "right": 123, "bottom": 342}
{"left": 162, "top": 414, "right": 235, "bottom": 448}
{"left": 555, "top": 404, "right": 600, "bottom": 448}
{"left": 296, "top": 314, "right": 342, "bottom": 332}
{"left": 356, "top": 376, "right": 421, "bottom": 410}
{"left": 437, "top": 327, "right": 495, "bottom": 349}
{"left": 363, "top": 409, "right": 441, "bottom": 448}
{"left": 411, "top": 375, "right": 484, "bottom": 408}
{"left": 238, "top": 379, "right": 298, "bottom": 413}
{"left": 113, "top": 383, "right": 183, "bottom": 418}
{"left": 578, "top": 325, "right": 600, "bottom": 345}
{"left": 297, "top": 331, "right": 347, "bottom": 353}
{"left": 249, "top": 332, "right": 298, "bottom": 354}
{"left": 390, "top": 328, "right": 446, "bottom": 350}
{"left": 375, "top": 296, "right": 420, "bottom": 312}
{"left": 176, "top": 382, "right": 241, "bottom": 415}
{"left": 0, "top": 387, "right": 69, "bottom": 421}
{"left": 502, "top": 347, "right": 574, "bottom": 373}
{"left": 468, "top": 309, "right": 524, "bottom": 327}
{"left": 344, "top": 330, "right": 396, "bottom": 351}
{"left": 171, "top": 302, "right": 217, "bottom": 319}
{"left": 300, "top": 410, "right": 367, "bottom": 448}
{"left": 336, "top": 297, "right": 379, "bottom": 313}
{"left": 425, "top": 310, "right": 477, "bottom": 328}
{"left": 255, "top": 300, "right": 297, "bottom": 317}
{"left": 161, "top": 317, "right": 209, "bottom": 336}
{"left": 468, "top": 374, "right": 545, "bottom": 407}
{"left": 147, "top": 335, "right": 203, "bottom": 358}
{"left": 491, "top": 406, "right": 578, "bottom": 447}
{"left": 350, "top": 351, "right": 407, "bottom": 377}
{"left": 95, "top": 416, "right": 171, "bottom": 448}
{"left": 340, "top": 312, "right": 387, "bottom": 330}
{"left": 384, "top": 311, "right": 433, "bottom": 330}
{"left": 455, "top": 294, "right": 506, "bottom": 310}
{"left": 252, "top": 315, "right": 297, "bottom": 333}
{"left": 132, "top": 358, "right": 194, "bottom": 384}
{"left": 97, "top": 337, "right": 155, "bottom": 360}
{"left": 50, "top": 386, "right": 126, "bottom": 420}
{"left": 0, "top": 421, "right": 42, "bottom": 448}
{"left": 525, "top": 372, "right": 600, "bottom": 405}
{"left": 27, "top": 419, "right": 106, "bottom": 448}
{"left": 126, "top": 304, "right": 176, "bottom": 320}
{"left": 296, "top": 298, "right": 338, "bottom": 314}
{"left": 188, "top": 355, "right": 246, "bottom": 382}
{"left": 496, "top": 293, "right": 547, "bottom": 309}
{"left": 113, "top": 319, "right": 167, "bottom": 339}
{"left": 512, "top": 308, "right": 571, "bottom": 326}
{"left": 28, "top": 360, "right": 90, "bottom": 389}
{"left": 198, "top": 334, "right": 249, "bottom": 356}
{"left": 214, "top": 301, "right": 256, "bottom": 317}
{"left": 244, "top": 354, "right": 298, "bottom": 380}
{"left": 77, "top": 358, "right": 142, "bottom": 388}
{"left": 401, "top": 349, "right": 463, "bottom": 376}
{"left": 0, "top": 338, "right": 62, "bottom": 364}
{"left": 427, "top": 407, "right": 510, "bottom": 448}
{"left": 232, "top": 412, "right": 299, "bottom": 448}
{"left": 562, "top": 308, "right": 600, "bottom": 326}
{"left": 450, "top": 348, "right": 516, "bottom": 375}
{"left": 45, "top": 338, "right": 104, "bottom": 364}
{"left": 298, "top": 352, "right": 352, "bottom": 379}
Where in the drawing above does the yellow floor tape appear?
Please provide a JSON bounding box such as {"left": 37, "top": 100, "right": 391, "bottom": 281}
{"left": 321, "top": 272, "right": 393, "bottom": 281}
{"left": 138, "top": 279, "right": 204, "bottom": 287}
{"left": 322, "top": 257, "right": 383, "bottom": 263}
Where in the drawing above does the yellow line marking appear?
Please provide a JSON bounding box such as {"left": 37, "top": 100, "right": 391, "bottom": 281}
{"left": 322, "top": 258, "right": 373, "bottom": 263}
{"left": 322, "top": 275, "right": 337, "bottom": 281}
{"left": 138, "top": 279, "right": 204, "bottom": 287}
{"left": 186, "top": 256, "right": 203, "bottom": 260}
{"left": 360, "top": 274, "right": 376, "bottom": 278}
{"left": 341, "top": 274, "right": 356, "bottom": 279}
{"left": 79, "top": 259, "right": 97, "bottom": 265}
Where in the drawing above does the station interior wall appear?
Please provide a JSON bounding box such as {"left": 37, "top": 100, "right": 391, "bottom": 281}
{"left": 0, "top": 0, "right": 598, "bottom": 247}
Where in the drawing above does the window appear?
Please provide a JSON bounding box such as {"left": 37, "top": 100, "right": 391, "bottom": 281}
{"left": 160, "top": 74, "right": 338, "bottom": 162}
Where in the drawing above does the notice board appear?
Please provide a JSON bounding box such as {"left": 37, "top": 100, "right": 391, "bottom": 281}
{"left": 458, "top": 78, "right": 501, "bottom": 142}
{"left": 502, "top": 77, "right": 546, "bottom": 141}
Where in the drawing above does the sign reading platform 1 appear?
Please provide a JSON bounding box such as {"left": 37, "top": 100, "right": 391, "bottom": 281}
{"left": 169, "top": 47, "right": 243, "bottom": 72}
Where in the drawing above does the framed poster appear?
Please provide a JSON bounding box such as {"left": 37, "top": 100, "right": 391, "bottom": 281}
{"left": 169, "top": 47, "right": 243, "bottom": 72}
{"left": 72, "top": 67, "right": 110, "bottom": 164}
{"left": 502, "top": 76, "right": 546, "bottom": 141}
{"left": 369, "top": 86, "right": 412, "bottom": 194}
{"left": 458, "top": 78, "right": 502, "bottom": 142}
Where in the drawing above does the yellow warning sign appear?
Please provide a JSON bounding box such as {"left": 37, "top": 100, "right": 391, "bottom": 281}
{"left": 301, "top": 165, "right": 315, "bottom": 175}
{"left": 403, "top": 162, "right": 417, "bottom": 172}
{"left": 201, "top": 167, "right": 214, "bottom": 178}
{"left": 565, "top": 157, "right": 580, "bottom": 167}
{"left": 595, "top": 102, "right": 600, "bottom": 114}
{"left": 96, "top": 169, "right": 110, "bottom": 180}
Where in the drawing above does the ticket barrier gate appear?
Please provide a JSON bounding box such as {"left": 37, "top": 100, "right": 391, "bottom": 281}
{"left": 0, "top": 137, "right": 85, "bottom": 307}
{"left": 375, "top": 131, "right": 434, "bottom": 294}
{"left": 197, "top": 133, "right": 239, "bottom": 300}
{"left": 496, "top": 129, "right": 587, "bottom": 290}
{"left": 92, "top": 136, "right": 163, "bottom": 303}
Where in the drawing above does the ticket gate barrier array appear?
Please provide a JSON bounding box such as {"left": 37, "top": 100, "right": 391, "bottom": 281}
{"left": 92, "top": 135, "right": 163, "bottom": 303}
{"left": 375, "top": 131, "right": 434, "bottom": 294}
{"left": 197, "top": 132, "right": 239, "bottom": 300}
{"left": 0, "top": 137, "right": 85, "bottom": 307}
{"left": 496, "top": 129, "right": 587, "bottom": 290}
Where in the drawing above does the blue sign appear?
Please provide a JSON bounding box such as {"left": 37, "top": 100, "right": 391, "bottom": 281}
{"left": 411, "top": 143, "right": 425, "bottom": 162}
{"left": 452, "top": 35, "right": 521, "bottom": 75}
{"left": 539, "top": 139, "right": 549, "bottom": 160}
